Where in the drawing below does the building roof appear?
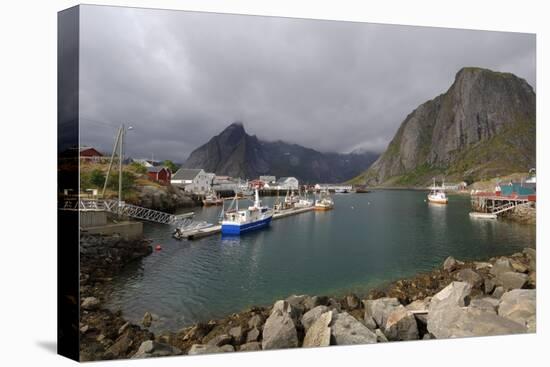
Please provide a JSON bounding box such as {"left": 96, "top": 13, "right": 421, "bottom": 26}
{"left": 172, "top": 168, "right": 202, "bottom": 181}
{"left": 147, "top": 166, "right": 169, "bottom": 173}
{"left": 79, "top": 147, "right": 103, "bottom": 156}
{"left": 276, "top": 177, "right": 297, "bottom": 184}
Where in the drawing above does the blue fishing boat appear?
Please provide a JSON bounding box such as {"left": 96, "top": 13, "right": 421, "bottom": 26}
{"left": 221, "top": 189, "right": 274, "bottom": 235}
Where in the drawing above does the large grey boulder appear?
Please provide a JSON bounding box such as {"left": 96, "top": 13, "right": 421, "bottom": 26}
{"left": 469, "top": 297, "right": 499, "bottom": 313}
{"left": 301, "top": 305, "right": 329, "bottom": 331}
{"left": 330, "top": 312, "right": 377, "bottom": 345}
{"left": 384, "top": 305, "right": 419, "bottom": 341}
{"left": 427, "top": 306, "right": 526, "bottom": 339}
{"left": 262, "top": 304, "right": 299, "bottom": 350}
{"left": 303, "top": 311, "right": 332, "bottom": 348}
{"left": 498, "top": 289, "right": 536, "bottom": 332}
{"left": 455, "top": 268, "right": 482, "bottom": 287}
{"left": 490, "top": 258, "right": 514, "bottom": 277}
{"left": 430, "top": 282, "right": 472, "bottom": 310}
{"left": 132, "top": 340, "right": 181, "bottom": 358}
{"left": 364, "top": 298, "right": 401, "bottom": 328}
{"left": 496, "top": 272, "right": 528, "bottom": 290}
{"left": 272, "top": 300, "right": 301, "bottom": 321}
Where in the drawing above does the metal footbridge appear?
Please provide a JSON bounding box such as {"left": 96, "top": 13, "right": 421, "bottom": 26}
{"left": 66, "top": 199, "right": 195, "bottom": 227}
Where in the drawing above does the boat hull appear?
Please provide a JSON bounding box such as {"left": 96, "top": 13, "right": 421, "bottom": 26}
{"left": 314, "top": 205, "right": 333, "bottom": 211}
{"left": 469, "top": 212, "right": 497, "bottom": 219}
{"left": 221, "top": 216, "right": 273, "bottom": 235}
{"left": 427, "top": 196, "right": 448, "bottom": 204}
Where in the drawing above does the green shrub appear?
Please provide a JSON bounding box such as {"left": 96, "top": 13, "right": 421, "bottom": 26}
{"left": 89, "top": 169, "right": 106, "bottom": 187}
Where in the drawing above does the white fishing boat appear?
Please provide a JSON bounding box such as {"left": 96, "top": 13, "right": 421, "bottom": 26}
{"left": 221, "top": 189, "right": 273, "bottom": 235}
{"left": 427, "top": 178, "right": 448, "bottom": 204}
{"left": 314, "top": 189, "right": 334, "bottom": 211}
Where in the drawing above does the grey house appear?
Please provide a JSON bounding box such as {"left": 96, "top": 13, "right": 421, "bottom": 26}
{"left": 171, "top": 168, "right": 213, "bottom": 194}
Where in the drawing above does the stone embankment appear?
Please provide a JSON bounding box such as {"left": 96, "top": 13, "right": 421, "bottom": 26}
{"left": 79, "top": 246, "right": 536, "bottom": 361}
{"left": 505, "top": 203, "right": 536, "bottom": 225}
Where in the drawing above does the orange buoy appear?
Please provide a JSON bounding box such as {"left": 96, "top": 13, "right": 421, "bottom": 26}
{"left": 155, "top": 244, "right": 162, "bottom": 251}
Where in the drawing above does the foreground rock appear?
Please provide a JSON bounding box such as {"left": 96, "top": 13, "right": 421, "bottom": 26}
{"left": 384, "top": 305, "right": 419, "bottom": 341}
{"left": 498, "top": 289, "right": 536, "bottom": 332}
{"left": 427, "top": 281, "right": 528, "bottom": 338}
{"left": 330, "top": 312, "right": 377, "bottom": 345}
{"left": 302, "top": 311, "right": 332, "bottom": 347}
{"left": 261, "top": 301, "right": 299, "bottom": 350}
{"left": 133, "top": 340, "right": 181, "bottom": 358}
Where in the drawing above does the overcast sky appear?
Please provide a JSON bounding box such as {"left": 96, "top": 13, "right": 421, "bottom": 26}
{"left": 79, "top": 5, "right": 536, "bottom": 162}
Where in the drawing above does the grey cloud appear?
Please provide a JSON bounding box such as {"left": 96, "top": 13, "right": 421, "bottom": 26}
{"left": 78, "top": 5, "right": 536, "bottom": 162}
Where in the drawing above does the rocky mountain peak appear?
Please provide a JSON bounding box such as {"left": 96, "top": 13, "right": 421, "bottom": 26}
{"left": 355, "top": 67, "right": 535, "bottom": 186}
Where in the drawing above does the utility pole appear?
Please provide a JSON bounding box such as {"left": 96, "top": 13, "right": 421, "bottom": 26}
{"left": 102, "top": 126, "right": 122, "bottom": 198}
{"left": 119, "top": 123, "right": 125, "bottom": 205}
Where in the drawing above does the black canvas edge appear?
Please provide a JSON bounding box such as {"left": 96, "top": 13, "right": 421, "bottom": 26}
{"left": 57, "top": 5, "right": 80, "bottom": 362}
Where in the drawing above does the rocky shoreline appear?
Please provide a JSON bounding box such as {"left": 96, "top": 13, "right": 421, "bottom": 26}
{"left": 135, "top": 184, "right": 201, "bottom": 212}
{"left": 79, "top": 236, "right": 536, "bottom": 361}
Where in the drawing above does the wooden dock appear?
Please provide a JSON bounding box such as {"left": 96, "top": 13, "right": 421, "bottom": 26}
{"left": 470, "top": 193, "right": 533, "bottom": 218}
{"left": 181, "top": 206, "right": 315, "bottom": 240}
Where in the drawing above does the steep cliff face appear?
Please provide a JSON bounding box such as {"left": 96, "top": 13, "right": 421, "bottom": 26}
{"left": 360, "top": 67, "right": 535, "bottom": 186}
{"left": 182, "top": 122, "right": 379, "bottom": 183}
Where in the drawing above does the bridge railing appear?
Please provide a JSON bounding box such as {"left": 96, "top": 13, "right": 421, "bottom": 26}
{"left": 68, "top": 199, "right": 195, "bottom": 227}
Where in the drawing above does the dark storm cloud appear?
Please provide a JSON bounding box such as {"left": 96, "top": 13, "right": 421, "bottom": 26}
{"left": 79, "top": 5, "right": 536, "bottom": 162}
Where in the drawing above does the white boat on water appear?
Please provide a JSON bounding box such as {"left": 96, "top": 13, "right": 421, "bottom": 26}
{"left": 314, "top": 189, "right": 334, "bottom": 211}
{"left": 427, "top": 178, "right": 448, "bottom": 204}
{"left": 469, "top": 212, "right": 497, "bottom": 220}
{"left": 221, "top": 189, "right": 273, "bottom": 235}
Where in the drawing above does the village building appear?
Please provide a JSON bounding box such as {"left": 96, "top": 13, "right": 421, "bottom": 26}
{"left": 250, "top": 179, "right": 266, "bottom": 189}
{"left": 442, "top": 182, "right": 468, "bottom": 191}
{"left": 147, "top": 166, "right": 172, "bottom": 185}
{"left": 314, "top": 183, "right": 353, "bottom": 192}
{"left": 79, "top": 147, "right": 103, "bottom": 162}
{"left": 212, "top": 175, "right": 238, "bottom": 192}
{"left": 273, "top": 177, "right": 299, "bottom": 190}
{"left": 171, "top": 168, "right": 214, "bottom": 194}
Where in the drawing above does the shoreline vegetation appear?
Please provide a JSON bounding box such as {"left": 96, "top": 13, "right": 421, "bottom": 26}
{"left": 79, "top": 233, "right": 536, "bottom": 361}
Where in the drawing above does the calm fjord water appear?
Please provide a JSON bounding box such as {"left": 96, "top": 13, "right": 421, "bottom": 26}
{"left": 106, "top": 190, "right": 535, "bottom": 332}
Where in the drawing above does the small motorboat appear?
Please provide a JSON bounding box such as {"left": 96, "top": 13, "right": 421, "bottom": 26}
{"left": 427, "top": 178, "right": 448, "bottom": 204}
{"left": 314, "top": 190, "right": 334, "bottom": 211}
